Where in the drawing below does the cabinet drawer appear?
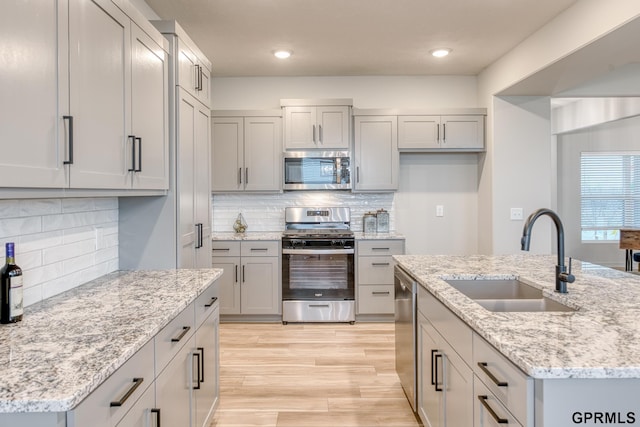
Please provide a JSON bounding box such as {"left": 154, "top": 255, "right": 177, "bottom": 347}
{"left": 68, "top": 339, "right": 154, "bottom": 427}
{"left": 358, "top": 256, "right": 394, "bottom": 284}
{"left": 241, "top": 240, "right": 279, "bottom": 257}
{"left": 474, "top": 378, "right": 523, "bottom": 427}
{"left": 473, "top": 333, "right": 533, "bottom": 426}
{"left": 358, "top": 240, "right": 404, "bottom": 256}
{"left": 418, "top": 285, "right": 472, "bottom": 364}
{"left": 358, "top": 285, "right": 394, "bottom": 314}
{"left": 195, "top": 281, "right": 219, "bottom": 328}
{"left": 155, "top": 303, "right": 195, "bottom": 375}
{"left": 212, "top": 241, "right": 241, "bottom": 257}
{"left": 115, "top": 379, "right": 156, "bottom": 427}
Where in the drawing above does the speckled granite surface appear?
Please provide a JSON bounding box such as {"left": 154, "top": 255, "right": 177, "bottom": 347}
{"left": 0, "top": 269, "right": 222, "bottom": 413}
{"left": 212, "top": 232, "right": 283, "bottom": 240}
{"left": 393, "top": 254, "right": 640, "bottom": 380}
{"left": 353, "top": 232, "right": 405, "bottom": 240}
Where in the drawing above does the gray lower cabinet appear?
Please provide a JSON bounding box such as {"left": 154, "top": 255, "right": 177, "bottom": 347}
{"left": 417, "top": 285, "right": 473, "bottom": 427}
{"left": 212, "top": 240, "right": 281, "bottom": 317}
{"left": 356, "top": 239, "right": 404, "bottom": 317}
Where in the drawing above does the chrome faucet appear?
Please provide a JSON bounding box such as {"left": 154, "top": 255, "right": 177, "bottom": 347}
{"left": 520, "top": 208, "right": 575, "bottom": 293}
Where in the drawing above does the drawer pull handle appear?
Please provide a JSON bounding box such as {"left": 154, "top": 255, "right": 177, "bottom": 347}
{"left": 371, "top": 247, "right": 390, "bottom": 251}
{"left": 372, "top": 262, "right": 390, "bottom": 266}
{"left": 212, "top": 248, "right": 230, "bottom": 251}
{"left": 171, "top": 326, "right": 191, "bottom": 343}
{"left": 110, "top": 377, "right": 143, "bottom": 407}
{"left": 204, "top": 296, "right": 218, "bottom": 308}
{"left": 478, "top": 362, "right": 508, "bottom": 387}
{"left": 250, "top": 248, "right": 268, "bottom": 251}
{"left": 372, "top": 291, "right": 390, "bottom": 295}
{"left": 478, "top": 395, "right": 508, "bottom": 424}
{"left": 309, "top": 304, "right": 330, "bottom": 308}
{"left": 151, "top": 408, "right": 161, "bottom": 427}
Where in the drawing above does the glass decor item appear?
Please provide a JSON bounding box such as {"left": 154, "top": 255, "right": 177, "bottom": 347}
{"left": 376, "top": 209, "right": 389, "bottom": 233}
{"left": 233, "top": 213, "right": 248, "bottom": 233}
{"left": 363, "top": 212, "right": 377, "bottom": 233}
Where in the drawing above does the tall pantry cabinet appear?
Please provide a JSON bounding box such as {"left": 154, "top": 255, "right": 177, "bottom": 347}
{"left": 119, "top": 21, "right": 212, "bottom": 269}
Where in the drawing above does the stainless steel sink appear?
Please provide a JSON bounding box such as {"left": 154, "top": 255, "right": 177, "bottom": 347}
{"left": 444, "top": 279, "right": 576, "bottom": 313}
{"left": 444, "top": 279, "right": 542, "bottom": 299}
{"left": 474, "top": 297, "right": 576, "bottom": 312}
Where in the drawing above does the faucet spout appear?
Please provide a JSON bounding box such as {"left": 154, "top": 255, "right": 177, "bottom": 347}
{"left": 521, "top": 208, "right": 575, "bottom": 293}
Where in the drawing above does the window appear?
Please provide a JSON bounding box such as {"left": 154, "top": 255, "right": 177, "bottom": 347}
{"left": 581, "top": 152, "right": 640, "bottom": 241}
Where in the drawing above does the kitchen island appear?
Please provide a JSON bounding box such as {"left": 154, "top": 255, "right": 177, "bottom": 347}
{"left": 394, "top": 254, "right": 640, "bottom": 427}
{"left": 0, "top": 268, "right": 222, "bottom": 426}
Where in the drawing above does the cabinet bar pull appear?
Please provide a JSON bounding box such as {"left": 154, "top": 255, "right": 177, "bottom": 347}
{"left": 443, "top": 123, "right": 446, "bottom": 142}
{"left": 242, "top": 265, "right": 245, "bottom": 282}
{"left": 135, "top": 137, "right": 142, "bottom": 172}
{"left": 250, "top": 248, "right": 268, "bottom": 252}
{"left": 171, "top": 326, "right": 191, "bottom": 342}
{"left": 193, "top": 351, "right": 201, "bottom": 389}
{"left": 238, "top": 167, "right": 242, "bottom": 184}
{"left": 436, "top": 123, "right": 440, "bottom": 142}
{"left": 63, "top": 115, "right": 74, "bottom": 165}
{"left": 478, "top": 395, "right": 508, "bottom": 424}
{"left": 372, "top": 262, "right": 390, "bottom": 266}
{"left": 372, "top": 247, "right": 390, "bottom": 251}
{"left": 128, "top": 135, "right": 136, "bottom": 171}
{"left": 197, "top": 347, "right": 205, "bottom": 383}
{"left": 430, "top": 349, "right": 437, "bottom": 385}
{"left": 235, "top": 265, "right": 238, "bottom": 283}
{"left": 245, "top": 167, "right": 249, "bottom": 184}
{"left": 212, "top": 248, "right": 230, "bottom": 251}
{"left": 372, "top": 291, "right": 390, "bottom": 295}
{"left": 434, "top": 353, "right": 443, "bottom": 392}
{"left": 151, "top": 408, "right": 161, "bottom": 427}
{"left": 195, "top": 223, "right": 203, "bottom": 249}
{"left": 356, "top": 166, "right": 360, "bottom": 183}
{"left": 204, "top": 296, "right": 218, "bottom": 307}
{"left": 478, "top": 362, "right": 508, "bottom": 387}
{"left": 110, "top": 377, "right": 143, "bottom": 407}
{"left": 312, "top": 124, "right": 316, "bottom": 143}
{"left": 319, "top": 124, "right": 323, "bottom": 143}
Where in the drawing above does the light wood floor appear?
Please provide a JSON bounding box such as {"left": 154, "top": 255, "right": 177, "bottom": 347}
{"left": 211, "top": 322, "right": 421, "bottom": 427}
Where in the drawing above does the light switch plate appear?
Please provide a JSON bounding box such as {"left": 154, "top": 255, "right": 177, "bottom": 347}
{"left": 436, "top": 205, "right": 444, "bottom": 217}
{"left": 510, "top": 208, "right": 524, "bottom": 221}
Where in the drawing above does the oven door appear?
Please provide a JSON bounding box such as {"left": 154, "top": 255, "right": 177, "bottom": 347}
{"left": 282, "top": 248, "right": 354, "bottom": 300}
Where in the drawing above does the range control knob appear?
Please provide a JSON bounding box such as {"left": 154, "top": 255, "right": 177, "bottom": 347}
{"left": 331, "top": 239, "right": 346, "bottom": 247}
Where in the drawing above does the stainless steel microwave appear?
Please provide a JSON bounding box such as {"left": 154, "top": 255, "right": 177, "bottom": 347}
{"left": 283, "top": 151, "right": 351, "bottom": 190}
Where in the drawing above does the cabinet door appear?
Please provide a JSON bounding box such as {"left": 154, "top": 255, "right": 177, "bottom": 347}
{"left": 0, "top": 0, "right": 66, "bottom": 188}
{"left": 418, "top": 315, "right": 443, "bottom": 427}
{"left": 284, "top": 106, "right": 316, "bottom": 149}
{"left": 68, "top": 0, "right": 130, "bottom": 189}
{"left": 155, "top": 336, "right": 196, "bottom": 427}
{"left": 442, "top": 349, "right": 473, "bottom": 426}
{"left": 440, "top": 115, "right": 484, "bottom": 150}
{"left": 177, "top": 88, "right": 197, "bottom": 268}
{"left": 212, "top": 257, "right": 241, "bottom": 314}
{"left": 241, "top": 257, "right": 280, "bottom": 315}
{"left": 398, "top": 116, "right": 440, "bottom": 149}
{"left": 316, "top": 106, "right": 349, "bottom": 149}
{"left": 194, "top": 102, "right": 212, "bottom": 268}
{"left": 244, "top": 116, "right": 282, "bottom": 191}
{"left": 194, "top": 305, "right": 220, "bottom": 427}
{"left": 212, "top": 117, "right": 244, "bottom": 192}
{"left": 196, "top": 63, "right": 211, "bottom": 108}
{"left": 177, "top": 39, "right": 198, "bottom": 97}
{"left": 130, "top": 23, "right": 169, "bottom": 190}
{"left": 354, "top": 116, "right": 398, "bottom": 191}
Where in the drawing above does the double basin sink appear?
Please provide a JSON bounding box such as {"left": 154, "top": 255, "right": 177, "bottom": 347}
{"left": 444, "top": 279, "right": 576, "bottom": 313}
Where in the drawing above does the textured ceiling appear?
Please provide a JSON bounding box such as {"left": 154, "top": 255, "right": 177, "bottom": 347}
{"left": 143, "top": 0, "right": 579, "bottom": 77}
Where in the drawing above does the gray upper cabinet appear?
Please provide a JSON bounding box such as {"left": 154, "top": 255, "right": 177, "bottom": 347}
{"left": 282, "top": 99, "right": 351, "bottom": 150}
{"left": 0, "top": 0, "right": 169, "bottom": 191}
{"left": 211, "top": 111, "right": 282, "bottom": 193}
{"left": 353, "top": 115, "right": 399, "bottom": 192}
{"left": 398, "top": 114, "right": 485, "bottom": 152}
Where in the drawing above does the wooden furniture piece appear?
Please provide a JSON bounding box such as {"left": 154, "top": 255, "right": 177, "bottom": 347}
{"left": 620, "top": 229, "right": 640, "bottom": 271}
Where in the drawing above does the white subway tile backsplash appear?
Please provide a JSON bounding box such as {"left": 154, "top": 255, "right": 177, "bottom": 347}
{"left": 0, "top": 197, "right": 119, "bottom": 307}
{"left": 212, "top": 192, "right": 395, "bottom": 232}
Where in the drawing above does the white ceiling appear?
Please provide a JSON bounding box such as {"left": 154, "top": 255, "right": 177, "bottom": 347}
{"left": 142, "top": 0, "right": 579, "bottom": 77}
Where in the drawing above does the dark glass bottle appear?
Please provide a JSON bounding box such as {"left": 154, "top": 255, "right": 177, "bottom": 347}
{"left": 1, "top": 242, "right": 23, "bottom": 323}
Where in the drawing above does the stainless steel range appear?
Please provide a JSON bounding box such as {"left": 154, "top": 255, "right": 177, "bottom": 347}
{"left": 281, "top": 207, "right": 355, "bottom": 324}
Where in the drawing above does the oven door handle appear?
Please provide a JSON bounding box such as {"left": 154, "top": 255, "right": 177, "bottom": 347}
{"left": 282, "top": 248, "right": 354, "bottom": 255}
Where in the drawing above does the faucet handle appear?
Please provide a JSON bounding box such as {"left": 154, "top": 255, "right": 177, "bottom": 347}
{"left": 562, "top": 257, "right": 576, "bottom": 284}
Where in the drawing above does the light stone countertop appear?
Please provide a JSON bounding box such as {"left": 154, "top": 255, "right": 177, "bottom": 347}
{"left": 212, "top": 231, "right": 405, "bottom": 240}
{"left": 393, "top": 254, "right": 640, "bottom": 379}
{"left": 353, "top": 232, "right": 405, "bottom": 240}
{"left": 0, "top": 269, "right": 222, "bottom": 413}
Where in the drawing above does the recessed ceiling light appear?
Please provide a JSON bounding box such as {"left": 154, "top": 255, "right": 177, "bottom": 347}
{"left": 274, "top": 50, "right": 292, "bottom": 59}
{"left": 430, "top": 48, "right": 451, "bottom": 58}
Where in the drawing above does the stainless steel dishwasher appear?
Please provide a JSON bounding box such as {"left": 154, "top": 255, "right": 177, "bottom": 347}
{"left": 394, "top": 264, "right": 418, "bottom": 412}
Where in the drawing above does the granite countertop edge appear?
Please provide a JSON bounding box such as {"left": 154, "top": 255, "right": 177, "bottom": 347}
{"left": 212, "top": 231, "right": 405, "bottom": 240}
{"left": 0, "top": 268, "right": 223, "bottom": 414}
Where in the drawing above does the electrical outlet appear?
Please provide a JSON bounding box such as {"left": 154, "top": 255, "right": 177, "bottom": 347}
{"left": 510, "top": 208, "right": 524, "bottom": 221}
{"left": 436, "top": 205, "right": 444, "bottom": 217}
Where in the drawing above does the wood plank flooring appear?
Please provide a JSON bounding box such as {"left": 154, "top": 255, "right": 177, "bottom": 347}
{"left": 211, "top": 322, "right": 421, "bottom": 427}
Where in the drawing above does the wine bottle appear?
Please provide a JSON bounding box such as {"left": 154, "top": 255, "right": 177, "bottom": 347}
{"left": 1, "top": 242, "right": 23, "bottom": 324}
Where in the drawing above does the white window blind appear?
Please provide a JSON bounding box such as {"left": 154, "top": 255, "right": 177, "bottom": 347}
{"left": 580, "top": 152, "right": 640, "bottom": 241}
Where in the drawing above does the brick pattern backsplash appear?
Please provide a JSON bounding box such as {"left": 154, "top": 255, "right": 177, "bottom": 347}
{"left": 0, "top": 198, "right": 119, "bottom": 307}
{"left": 212, "top": 192, "right": 395, "bottom": 233}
